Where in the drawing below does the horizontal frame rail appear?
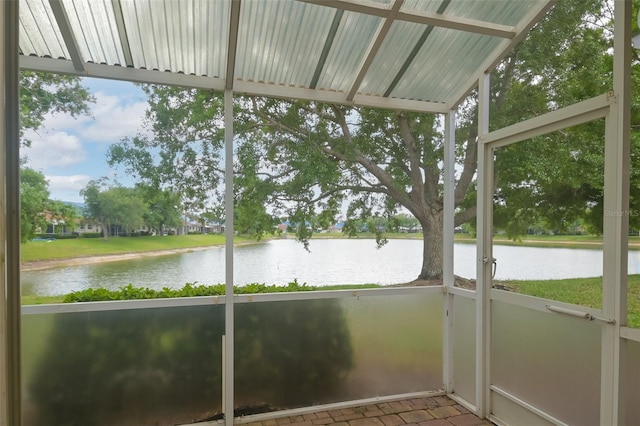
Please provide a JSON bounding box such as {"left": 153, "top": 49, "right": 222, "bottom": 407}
{"left": 446, "top": 286, "right": 476, "bottom": 299}
{"left": 22, "top": 285, "right": 445, "bottom": 315}
{"left": 620, "top": 326, "right": 640, "bottom": 343}
{"left": 481, "top": 93, "right": 613, "bottom": 149}
{"left": 490, "top": 288, "right": 604, "bottom": 318}
{"left": 490, "top": 385, "right": 569, "bottom": 426}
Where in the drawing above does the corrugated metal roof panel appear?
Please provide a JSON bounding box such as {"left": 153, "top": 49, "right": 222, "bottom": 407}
{"left": 358, "top": 20, "right": 427, "bottom": 98}
{"left": 391, "top": 27, "right": 501, "bottom": 102}
{"left": 315, "top": 11, "right": 382, "bottom": 94}
{"left": 235, "top": 0, "right": 334, "bottom": 87}
{"left": 19, "top": 0, "right": 68, "bottom": 59}
{"left": 402, "top": 0, "right": 540, "bottom": 26}
{"left": 17, "top": 0, "right": 555, "bottom": 112}
{"left": 61, "top": 0, "right": 125, "bottom": 66}
{"left": 119, "top": 0, "right": 228, "bottom": 77}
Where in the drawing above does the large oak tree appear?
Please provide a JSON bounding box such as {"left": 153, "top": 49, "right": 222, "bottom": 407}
{"left": 109, "top": 0, "right": 626, "bottom": 281}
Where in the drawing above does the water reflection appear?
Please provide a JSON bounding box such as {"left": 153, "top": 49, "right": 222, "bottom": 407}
{"left": 20, "top": 239, "right": 639, "bottom": 296}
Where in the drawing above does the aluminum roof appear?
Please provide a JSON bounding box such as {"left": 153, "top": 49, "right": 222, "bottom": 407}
{"left": 18, "top": 0, "right": 555, "bottom": 113}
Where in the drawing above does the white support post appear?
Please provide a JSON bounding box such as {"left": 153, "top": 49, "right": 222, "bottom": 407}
{"left": 224, "top": 90, "right": 235, "bottom": 426}
{"left": 2, "top": 1, "right": 20, "bottom": 425}
{"left": 0, "top": 2, "right": 7, "bottom": 424}
{"left": 443, "top": 111, "right": 456, "bottom": 393}
{"left": 475, "top": 73, "right": 492, "bottom": 418}
{"left": 601, "top": 1, "right": 631, "bottom": 424}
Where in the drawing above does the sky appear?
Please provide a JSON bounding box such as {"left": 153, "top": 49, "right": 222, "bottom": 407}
{"left": 22, "top": 78, "right": 150, "bottom": 204}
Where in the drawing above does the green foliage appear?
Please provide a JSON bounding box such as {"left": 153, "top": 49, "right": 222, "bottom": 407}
{"left": 488, "top": 1, "right": 631, "bottom": 238}
{"left": 29, "top": 281, "right": 354, "bottom": 424}
{"left": 19, "top": 72, "right": 93, "bottom": 242}
{"left": 104, "top": 2, "right": 637, "bottom": 279}
{"left": 21, "top": 169, "right": 83, "bottom": 243}
{"left": 107, "top": 86, "right": 224, "bottom": 211}
{"left": 109, "top": 86, "right": 462, "bottom": 280}
{"left": 20, "top": 168, "right": 50, "bottom": 242}
{"left": 46, "top": 200, "right": 79, "bottom": 231}
{"left": 80, "top": 178, "right": 149, "bottom": 238}
{"left": 135, "top": 184, "right": 183, "bottom": 234}
{"left": 63, "top": 280, "right": 325, "bottom": 303}
{"left": 19, "top": 71, "right": 94, "bottom": 142}
{"left": 37, "top": 234, "right": 78, "bottom": 240}
{"left": 79, "top": 232, "right": 101, "bottom": 238}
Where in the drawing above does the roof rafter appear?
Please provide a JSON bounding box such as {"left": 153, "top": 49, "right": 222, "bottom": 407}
{"left": 48, "top": 0, "right": 85, "bottom": 72}
{"left": 111, "top": 0, "right": 134, "bottom": 67}
{"left": 448, "top": 0, "right": 557, "bottom": 110}
{"left": 310, "top": 9, "right": 344, "bottom": 89}
{"left": 384, "top": 0, "right": 451, "bottom": 98}
{"left": 19, "top": 55, "right": 449, "bottom": 113}
{"left": 225, "top": 0, "right": 241, "bottom": 90}
{"left": 345, "top": 0, "right": 404, "bottom": 101}
{"left": 300, "top": 0, "right": 516, "bottom": 39}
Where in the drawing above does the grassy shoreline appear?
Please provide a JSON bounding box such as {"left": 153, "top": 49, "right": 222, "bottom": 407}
{"left": 21, "top": 234, "right": 253, "bottom": 263}
{"left": 22, "top": 233, "right": 639, "bottom": 264}
{"left": 20, "top": 233, "right": 640, "bottom": 328}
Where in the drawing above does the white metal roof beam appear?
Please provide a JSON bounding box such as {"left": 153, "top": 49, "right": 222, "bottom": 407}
{"left": 300, "top": 0, "right": 515, "bottom": 38}
{"left": 345, "top": 0, "right": 404, "bottom": 102}
{"left": 225, "top": 0, "right": 241, "bottom": 90}
{"left": 111, "top": 0, "right": 134, "bottom": 67}
{"left": 448, "top": 0, "right": 557, "bottom": 110}
{"left": 20, "top": 56, "right": 227, "bottom": 90}
{"left": 233, "top": 80, "right": 449, "bottom": 113}
{"left": 48, "top": 0, "right": 85, "bottom": 72}
{"left": 19, "top": 55, "right": 448, "bottom": 113}
{"left": 481, "top": 92, "right": 612, "bottom": 149}
{"left": 396, "top": 9, "right": 515, "bottom": 39}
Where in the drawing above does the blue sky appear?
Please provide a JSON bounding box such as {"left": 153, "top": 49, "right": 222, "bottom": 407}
{"left": 22, "top": 78, "right": 150, "bottom": 203}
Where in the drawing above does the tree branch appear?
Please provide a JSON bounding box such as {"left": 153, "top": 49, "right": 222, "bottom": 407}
{"left": 454, "top": 206, "right": 477, "bottom": 227}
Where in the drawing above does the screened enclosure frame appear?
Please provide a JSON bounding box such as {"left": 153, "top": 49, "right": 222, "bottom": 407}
{"left": 1, "top": 1, "right": 636, "bottom": 425}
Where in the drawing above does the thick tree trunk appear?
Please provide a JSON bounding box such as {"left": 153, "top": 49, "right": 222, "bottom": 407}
{"left": 417, "top": 210, "right": 443, "bottom": 281}
{"left": 101, "top": 221, "right": 110, "bottom": 239}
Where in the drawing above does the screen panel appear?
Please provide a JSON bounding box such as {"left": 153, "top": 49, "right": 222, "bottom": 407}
{"left": 491, "top": 301, "right": 601, "bottom": 425}
{"left": 22, "top": 304, "right": 224, "bottom": 426}
{"left": 452, "top": 295, "right": 475, "bottom": 405}
{"left": 234, "top": 292, "right": 444, "bottom": 411}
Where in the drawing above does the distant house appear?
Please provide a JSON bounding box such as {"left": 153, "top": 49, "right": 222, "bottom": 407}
{"left": 276, "top": 221, "right": 291, "bottom": 233}
{"left": 207, "top": 222, "right": 225, "bottom": 234}
{"left": 182, "top": 219, "right": 202, "bottom": 234}
{"left": 276, "top": 220, "right": 313, "bottom": 233}
{"left": 74, "top": 221, "right": 103, "bottom": 235}
{"left": 328, "top": 221, "right": 345, "bottom": 233}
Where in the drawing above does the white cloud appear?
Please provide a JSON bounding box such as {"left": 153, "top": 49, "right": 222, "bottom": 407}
{"left": 46, "top": 174, "right": 93, "bottom": 202}
{"left": 33, "top": 90, "right": 149, "bottom": 145}
{"left": 46, "top": 174, "right": 92, "bottom": 193}
{"left": 39, "top": 108, "right": 92, "bottom": 130}
{"left": 78, "top": 91, "right": 148, "bottom": 143}
{"left": 23, "top": 130, "right": 87, "bottom": 169}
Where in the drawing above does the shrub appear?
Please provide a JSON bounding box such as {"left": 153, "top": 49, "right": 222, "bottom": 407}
{"left": 79, "top": 232, "right": 101, "bottom": 238}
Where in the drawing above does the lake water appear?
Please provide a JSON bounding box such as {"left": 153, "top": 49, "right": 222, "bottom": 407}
{"left": 21, "top": 238, "right": 640, "bottom": 296}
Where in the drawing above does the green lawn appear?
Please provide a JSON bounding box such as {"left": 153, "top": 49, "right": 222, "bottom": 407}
{"left": 454, "top": 234, "right": 640, "bottom": 251}
{"left": 22, "top": 233, "right": 640, "bottom": 263}
{"left": 21, "top": 234, "right": 252, "bottom": 262}
{"left": 503, "top": 275, "right": 640, "bottom": 328}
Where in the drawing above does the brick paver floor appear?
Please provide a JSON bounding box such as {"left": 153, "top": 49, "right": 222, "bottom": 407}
{"left": 242, "top": 396, "right": 492, "bottom": 426}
